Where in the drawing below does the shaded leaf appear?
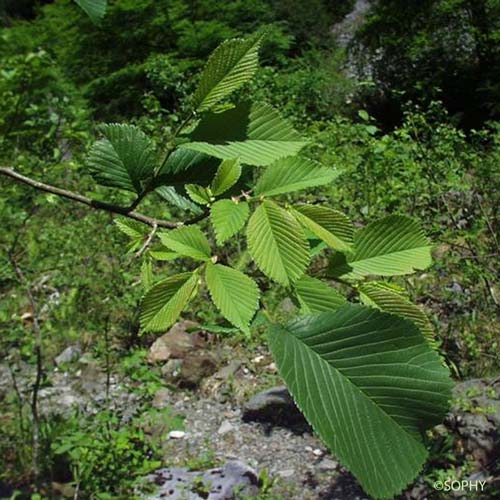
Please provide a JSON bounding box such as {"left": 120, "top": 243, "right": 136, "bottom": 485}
{"left": 180, "top": 102, "right": 307, "bottom": 166}
{"left": 268, "top": 304, "right": 452, "bottom": 499}
{"left": 294, "top": 275, "right": 346, "bottom": 313}
{"left": 293, "top": 205, "right": 354, "bottom": 253}
{"left": 87, "top": 124, "right": 155, "bottom": 193}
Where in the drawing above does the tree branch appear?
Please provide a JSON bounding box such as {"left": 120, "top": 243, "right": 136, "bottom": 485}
{"left": 0, "top": 167, "right": 207, "bottom": 229}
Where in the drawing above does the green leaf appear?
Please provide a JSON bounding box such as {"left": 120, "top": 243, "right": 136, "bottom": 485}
{"left": 359, "top": 282, "right": 437, "bottom": 348}
{"left": 329, "top": 215, "right": 433, "bottom": 279}
{"left": 114, "top": 218, "right": 147, "bottom": 240}
{"left": 247, "top": 200, "right": 309, "bottom": 286}
{"left": 205, "top": 263, "right": 259, "bottom": 333}
{"left": 156, "top": 186, "right": 203, "bottom": 214}
{"left": 74, "top": 0, "right": 107, "bottom": 24}
{"left": 149, "top": 250, "right": 180, "bottom": 261}
{"left": 211, "top": 158, "right": 241, "bottom": 196}
{"left": 268, "top": 304, "right": 452, "bottom": 499}
{"left": 210, "top": 200, "right": 249, "bottom": 245}
{"left": 140, "top": 273, "right": 199, "bottom": 332}
{"left": 255, "top": 157, "right": 338, "bottom": 197}
{"left": 292, "top": 205, "right": 354, "bottom": 253}
{"left": 294, "top": 276, "right": 346, "bottom": 313}
{"left": 141, "top": 257, "right": 153, "bottom": 291}
{"left": 193, "top": 36, "right": 261, "bottom": 112}
{"left": 185, "top": 184, "right": 212, "bottom": 205}
{"left": 180, "top": 102, "right": 307, "bottom": 166}
{"left": 115, "top": 218, "right": 147, "bottom": 253}
{"left": 87, "top": 124, "right": 155, "bottom": 193}
{"left": 159, "top": 227, "right": 211, "bottom": 261}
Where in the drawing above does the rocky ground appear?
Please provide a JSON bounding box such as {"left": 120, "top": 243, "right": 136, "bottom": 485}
{"left": 1, "top": 321, "right": 499, "bottom": 499}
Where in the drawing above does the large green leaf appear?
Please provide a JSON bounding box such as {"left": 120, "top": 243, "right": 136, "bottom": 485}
{"left": 268, "top": 304, "right": 452, "bottom": 499}
{"left": 159, "top": 226, "right": 211, "bottom": 261}
{"left": 180, "top": 102, "right": 307, "bottom": 166}
{"left": 255, "top": 157, "right": 338, "bottom": 196}
{"left": 205, "top": 263, "right": 259, "bottom": 333}
{"left": 210, "top": 200, "right": 249, "bottom": 245}
{"left": 74, "top": 0, "right": 107, "bottom": 24}
{"left": 359, "top": 282, "right": 437, "bottom": 348}
{"left": 87, "top": 124, "right": 155, "bottom": 193}
{"left": 140, "top": 272, "right": 199, "bottom": 332}
{"left": 155, "top": 149, "right": 220, "bottom": 187}
{"left": 294, "top": 275, "right": 346, "bottom": 313}
{"left": 247, "top": 200, "right": 309, "bottom": 286}
{"left": 211, "top": 158, "right": 241, "bottom": 196}
{"left": 292, "top": 205, "right": 354, "bottom": 253}
{"left": 193, "top": 36, "right": 261, "bottom": 112}
{"left": 329, "top": 215, "right": 432, "bottom": 279}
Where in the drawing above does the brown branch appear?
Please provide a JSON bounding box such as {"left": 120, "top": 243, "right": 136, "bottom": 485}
{"left": 0, "top": 167, "right": 207, "bottom": 229}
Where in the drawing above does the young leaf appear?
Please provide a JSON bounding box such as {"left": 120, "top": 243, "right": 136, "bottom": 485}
{"left": 149, "top": 250, "right": 180, "bottom": 261}
{"left": 294, "top": 275, "right": 346, "bottom": 313}
{"left": 211, "top": 158, "right": 241, "bottom": 196}
{"left": 205, "top": 263, "right": 259, "bottom": 334}
{"left": 74, "top": 0, "right": 107, "bottom": 24}
{"left": 141, "top": 257, "right": 153, "bottom": 291}
{"left": 159, "top": 227, "right": 211, "bottom": 261}
{"left": 87, "top": 124, "right": 156, "bottom": 193}
{"left": 255, "top": 157, "right": 338, "bottom": 197}
{"left": 359, "top": 282, "right": 437, "bottom": 348}
{"left": 268, "top": 304, "right": 453, "bottom": 499}
{"left": 210, "top": 200, "right": 249, "bottom": 245}
{"left": 247, "top": 200, "right": 309, "bottom": 286}
{"left": 329, "top": 215, "right": 433, "bottom": 279}
{"left": 193, "top": 36, "right": 262, "bottom": 112}
{"left": 180, "top": 102, "right": 307, "bottom": 166}
{"left": 140, "top": 272, "right": 199, "bottom": 332}
{"left": 115, "top": 218, "right": 147, "bottom": 253}
{"left": 185, "top": 184, "right": 212, "bottom": 205}
{"left": 292, "top": 205, "right": 354, "bottom": 253}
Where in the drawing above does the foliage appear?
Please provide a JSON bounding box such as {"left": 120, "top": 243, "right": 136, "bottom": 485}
{"left": 355, "top": 0, "right": 500, "bottom": 128}
{"left": 1, "top": 35, "right": 450, "bottom": 499}
{"left": 1, "top": 2, "right": 498, "bottom": 498}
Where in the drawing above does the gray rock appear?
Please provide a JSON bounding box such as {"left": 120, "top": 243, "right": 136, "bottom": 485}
{"left": 242, "top": 386, "right": 309, "bottom": 432}
{"left": 143, "top": 460, "right": 259, "bottom": 499}
{"left": 217, "top": 420, "right": 234, "bottom": 435}
{"left": 55, "top": 345, "right": 81, "bottom": 366}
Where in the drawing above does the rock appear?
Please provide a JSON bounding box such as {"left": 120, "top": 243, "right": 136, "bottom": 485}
{"left": 168, "top": 430, "right": 186, "bottom": 439}
{"left": 55, "top": 345, "right": 81, "bottom": 366}
{"left": 144, "top": 460, "right": 259, "bottom": 499}
{"left": 152, "top": 388, "right": 171, "bottom": 409}
{"left": 161, "top": 359, "right": 182, "bottom": 379}
{"left": 147, "top": 321, "right": 204, "bottom": 364}
{"left": 217, "top": 420, "right": 234, "bottom": 435}
{"left": 318, "top": 459, "right": 338, "bottom": 472}
{"left": 277, "top": 469, "right": 295, "bottom": 478}
{"left": 179, "top": 352, "right": 219, "bottom": 389}
{"left": 242, "top": 386, "right": 309, "bottom": 432}
{"left": 446, "top": 378, "right": 500, "bottom": 468}
{"left": 312, "top": 448, "right": 324, "bottom": 457}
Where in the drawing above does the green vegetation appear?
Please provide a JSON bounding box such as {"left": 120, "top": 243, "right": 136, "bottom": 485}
{"left": 1, "top": 1, "right": 498, "bottom": 499}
